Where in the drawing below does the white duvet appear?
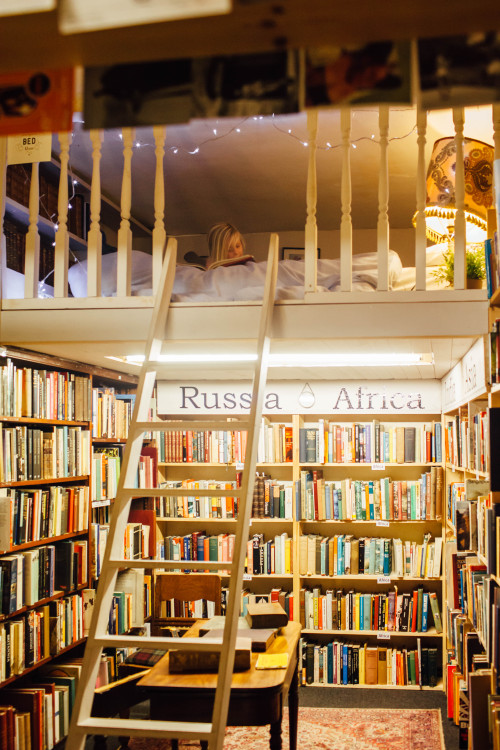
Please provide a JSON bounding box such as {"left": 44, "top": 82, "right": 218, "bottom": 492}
{"left": 3, "top": 250, "right": 404, "bottom": 301}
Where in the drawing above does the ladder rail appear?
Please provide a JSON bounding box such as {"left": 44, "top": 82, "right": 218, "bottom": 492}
{"left": 66, "top": 237, "right": 178, "bottom": 750}
{"left": 208, "top": 234, "right": 279, "bottom": 750}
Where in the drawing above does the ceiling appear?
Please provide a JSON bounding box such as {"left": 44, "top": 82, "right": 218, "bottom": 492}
{"left": 64, "top": 104, "right": 496, "bottom": 236}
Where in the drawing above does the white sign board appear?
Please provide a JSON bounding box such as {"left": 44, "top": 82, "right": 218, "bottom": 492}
{"left": 59, "top": 0, "right": 231, "bottom": 34}
{"left": 157, "top": 380, "right": 442, "bottom": 415}
{"left": 0, "top": 0, "right": 55, "bottom": 15}
{"left": 7, "top": 133, "right": 52, "bottom": 165}
{"left": 442, "top": 337, "right": 486, "bottom": 411}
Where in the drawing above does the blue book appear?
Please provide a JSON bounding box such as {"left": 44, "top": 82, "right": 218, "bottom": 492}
{"left": 485, "top": 238, "right": 493, "bottom": 297}
{"left": 421, "top": 592, "right": 429, "bottom": 632}
{"left": 327, "top": 642, "right": 334, "bottom": 683}
{"left": 383, "top": 539, "right": 391, "bottom": 575}
{"left": 368, "top": 481, "right": 374, "bottom": 520}
{"left": 434, "top": 423, "right": 442, "bottom": 463}
{"left": 342, "top": 644, "right": 349, "bottom": 684}
{"left": 325, "top": 484, "right": 331, "bottom": 520}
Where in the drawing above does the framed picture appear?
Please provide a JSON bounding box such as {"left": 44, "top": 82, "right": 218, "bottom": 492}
{"left": 281, "top": 246, "right": 321, "bottom": 261}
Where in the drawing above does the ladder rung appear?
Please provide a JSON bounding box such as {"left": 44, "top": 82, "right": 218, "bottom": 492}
{"left": 121, "top": 488, "right": 243, "bottom": 498}
{"left": 95, "top": 635, "right": 223, "bottom": 651}
{"left": 79, "top": 717, "right": 212, "bottom": 740}
{"left": 107, "top": 558, "right": 234, "bottom": 571}
{"left": 132, "top": 420, "right": 251, "bottom": 433}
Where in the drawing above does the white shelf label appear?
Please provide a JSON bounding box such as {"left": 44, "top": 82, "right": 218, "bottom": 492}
{"left": 372, "top": 463, "right": 385, "bottom": 471}
{"left": 243, "top": 573, "right": 252, "bottom": 581}
{"left": 376, "top": 520, "right": 390, "bottom": 527}
{"left": 377, "top": 576, "right": 391, "bottom": 584}
{"left": 236, "top": 462, "right": 244, "bottom": 471}
{"left": 377, "top": 632, "right": 391, "bottom": 640}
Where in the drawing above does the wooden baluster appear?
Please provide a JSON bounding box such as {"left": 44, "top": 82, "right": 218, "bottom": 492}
{"left": 453, "top": 108, "right": 466, "bottom": 290}
{"left": 0, "top": 137, "right": 7, "bottom": 299}
{"left": 414, "top": 108, "right": 427, "bottom": 292}
{"left": 87, "top": 129, "right": 104, "bottom": 297}
{"left": 493, "top": 104, "right": 500, "bottom": 242}
{"left": 304, "top": 110, "right": 318, "bottom": 294}
{"left": 24, "top": 162, "right": 40, "bottom": 299}
{"left": 152, "top": 126, "right": 167, "bottom": 294}
{"left": 377, "top": 105, "right": 390, "bottom": 291}
{"left": 54, "top": 131, "right": 72, "bottom": 298}
{"left": 340, "top": 108, "right": 353, "bottom": 292}
{"left": 117, "top": 128, "right": 134, "bottom": 298}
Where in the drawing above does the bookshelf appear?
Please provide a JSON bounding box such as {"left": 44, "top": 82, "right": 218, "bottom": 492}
{"left": 152, "top": 386, "right": 446, "bottom": 689}
{"left": 0, "top": 346, "right": 142, "bottom": 747}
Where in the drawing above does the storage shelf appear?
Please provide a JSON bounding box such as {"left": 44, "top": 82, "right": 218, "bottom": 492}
{"left": 0, "top": 582, "right": 90, "bottom": 623}
{"left": 299, "top": 574, "right": 442, "bottom": 582}
{"left": 0, "top": 475, "right": 89, "bottom": 488}
{"left": 0, "top": 416, "right": 90, "bottom": 426}
{"left": 92, "top": 437, "right": 128, "bottom": 443}
{"left": 0, "top": 637, "right": 86, "bottom": 690}
{"left": 298, "top": 462, "right": 439, "bottom": 468}
{"left": 304, "top": 680, "right": 444, "bottom": 690}
{"left": 156, "top": 516, "right": 293, "bottom": 523}
{"left": 300, "top": 518, "right": 443, "bottom": 525}
{"left": 301, "top": 627, "right": 442, "bottom": 637}
{"left": 0, "top": 527, "right": 89, "bottom": 554}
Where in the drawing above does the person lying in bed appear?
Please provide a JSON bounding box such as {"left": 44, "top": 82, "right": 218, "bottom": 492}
{"left": 205, "top": 222, "right": 254, "bottom": 269}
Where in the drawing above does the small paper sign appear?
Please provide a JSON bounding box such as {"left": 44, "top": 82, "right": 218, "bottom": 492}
{"left": 377, "top": 576, "right": 391, "bottom": 584}
{"left": 7, "top": 133, "right": 51, "bottom": 165}
{"left": 243, "top": 573, "right": 252, "bottom": 581}
{"left": 236, "top": 462, "right": 244, "bottom": 471}
{"left": 372, "top": 463, "right": 386, "bottom": 471}
{"left": 376, "top": 520, "right": 390, "bottom": 527}
{"left": 377, "top": 632, "right": 391, "bottom": 640}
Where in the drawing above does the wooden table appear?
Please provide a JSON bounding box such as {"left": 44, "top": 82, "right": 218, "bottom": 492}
{"left": 138, "top": 620, "right": 301, "bottom": 750}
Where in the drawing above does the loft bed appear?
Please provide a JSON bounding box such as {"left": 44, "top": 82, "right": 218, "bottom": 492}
{"left": 0, "top": 105, "right": 496, "bottom": 351}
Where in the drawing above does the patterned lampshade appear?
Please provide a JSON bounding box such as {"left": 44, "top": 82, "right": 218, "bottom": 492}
{"left": 423, "top": 136, "right": 494, "bottom": 244}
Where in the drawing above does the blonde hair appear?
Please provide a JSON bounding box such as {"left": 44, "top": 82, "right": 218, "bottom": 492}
{"left": 207, "top": 222, "right": 245, "bottom": 264}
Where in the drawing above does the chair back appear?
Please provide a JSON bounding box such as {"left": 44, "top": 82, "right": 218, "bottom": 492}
{"left": 153, "top": 573, "right": 222, "bottom": 626}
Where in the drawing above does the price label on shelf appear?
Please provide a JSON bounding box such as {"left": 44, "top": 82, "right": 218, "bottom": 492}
{"left": 243, "top": 573, "right": 252, "bottom": 581}
{"left": 371, "top": 463, "right": 386, "bottom": 471}
{"left": 236, "top": 462, "right": 244, "bottom": 471}
{"left": 377, "top": 632, "right": 391, "bottom": 640}
{"left": 376, "top": 520, "right": 390, "bottom": 527}
{"left": 377, "top": 576, "right": 391, "bottom": 584}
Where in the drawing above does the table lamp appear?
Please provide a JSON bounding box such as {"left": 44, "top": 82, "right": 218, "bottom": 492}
{"left": 422, "top": 136, "right": 494, "bottom": 245}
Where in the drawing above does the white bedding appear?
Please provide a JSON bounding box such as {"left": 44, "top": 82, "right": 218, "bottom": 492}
{"left": 62, "top": 249, "right": 403, "bottom": 301}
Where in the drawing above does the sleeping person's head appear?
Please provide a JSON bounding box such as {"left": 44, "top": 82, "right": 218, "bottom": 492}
{"left": 207, "top": 222, "right": 246, "bottom": 265}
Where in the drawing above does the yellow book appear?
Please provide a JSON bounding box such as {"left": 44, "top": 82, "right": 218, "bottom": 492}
{"left": 256, "top": 652, "right": 288, "bottom": 670}
{"left": 355, "top": 593, "right": 361, "bottom": 630}
{"left": 285, "top": 537, "right": 292, "bottom": 574}
{"left": 359, "top": 644, "right": 366, "bottom": 684}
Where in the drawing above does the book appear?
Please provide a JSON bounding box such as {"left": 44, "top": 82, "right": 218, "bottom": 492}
{"left": 169, "top": 636, "right": 252, "bottom": 673}
{"left": 184, "top": 254, "right": 255, "bottom": 271}
{"left": 255, "top": 652, "right": 288, "bottom": 669}
{"left": 199, "top": 622, "right": 278, "bottom": 652}
{"left": 245, "top": 602, "right": 288, "bottom": 629}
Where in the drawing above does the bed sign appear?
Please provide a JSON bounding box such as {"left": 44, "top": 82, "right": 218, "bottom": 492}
{"left": 442, "top": 338, "right": 486, "bottom": 410}
{"left": 157, "top": 380, "right": 442, "bottom": 415}
{"left": 7, "top": 133, "right": 51, "bottom": 164}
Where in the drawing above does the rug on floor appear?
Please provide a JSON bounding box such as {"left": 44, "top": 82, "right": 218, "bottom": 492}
{"left": 127, "top": 706, "right": 445, "bottom": 750}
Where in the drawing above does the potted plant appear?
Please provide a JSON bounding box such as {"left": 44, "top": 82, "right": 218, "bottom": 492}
{"left": 432, "top": 245, "right": 486, "bottom": 288}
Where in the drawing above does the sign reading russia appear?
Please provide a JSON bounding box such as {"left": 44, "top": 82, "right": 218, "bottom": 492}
{"left": 157, "top": 380, "right": 442, "bottom": 415}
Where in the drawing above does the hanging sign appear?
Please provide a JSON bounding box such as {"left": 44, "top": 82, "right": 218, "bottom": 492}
{"left": 0, "top": 68, "right": 74, "bottom": 136}
{"left": 442, "top": 337, "right": 486, "bottom": 411}
{"left": 7, "top": 133, "right": 51, "bottom": 164}
{"left": 157, "top": 379, "right": 442, "bottom": 415}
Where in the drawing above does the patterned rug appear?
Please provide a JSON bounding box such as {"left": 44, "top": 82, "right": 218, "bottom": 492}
{"left": 127, "top": 706, "right": 445, "bottom": 750}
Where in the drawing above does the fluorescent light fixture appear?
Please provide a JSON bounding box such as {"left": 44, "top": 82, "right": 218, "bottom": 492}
{"left": 109, "top": 352, "right": 434, "bottom": 368}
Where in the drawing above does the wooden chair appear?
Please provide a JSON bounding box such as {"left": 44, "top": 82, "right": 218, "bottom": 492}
{"left": 92, "top": 573, "right": 222, "bottom": 749}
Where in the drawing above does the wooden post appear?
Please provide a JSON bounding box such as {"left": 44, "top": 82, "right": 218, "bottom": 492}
{"left": 54, "top": 131, "right": 72, "bottom": 298}
{"left": 24, "top": 163, "right": 40, "bottom": 299}
{"left": 87, "top": 129, "right": 104, "bottom": 297}
{"left": 117, "top": 128, "right": 134, "bottom": 298}
{"left": 340, "top": 108, "right": 353, "bottom": 292}
{"left": 414, "top": 108, "right": 427, "bottom": 292}
{"left": 152, "top": 126, "right": 167, "bottom": 294}
{"left": 304, "top": 110, "right": 318, "bottom": 294}
{"left": 377, "top": 105, "right": 390, "bottom": 291}
{"left": 453, "top": 108, "right": 466, "bottom": 290}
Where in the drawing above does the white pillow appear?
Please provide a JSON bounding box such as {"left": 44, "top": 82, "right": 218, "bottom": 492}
{"left": 426, "top": 242, "right": 448, "bottom": 267}
{"left": 68, "top": 250, "right": 153, "bottom": 297}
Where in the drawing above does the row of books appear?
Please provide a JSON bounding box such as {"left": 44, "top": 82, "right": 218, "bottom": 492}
{"left": 252, "top": 475, "right": 294, "bottom": 519}
{"left": 108, "top": 569, "right": 147, "bottom": 634}
{"left": 156, "top": 479, "right": 240, "bottom": 519}
{"left": 258, "top": 421, "right": 293, "bottom": 463}
{"left": 157, "top": 596, "right": 217, "bottom": 620}
{"left": 444, "top": 411, "right": 488, "bottom": 473}
{"left": 91, "top": 387, "right": 135, "bottom": 439}
{"left": 300, "top": 586, "right": 443, "bottom": 633}
{"left": 156, "top": 427, "right": 247, "bottom": 464}
{"left": 92, "top": 447, "right": 121, "bottom": 504}
{"left": 297, "top": 468, "right": 444, "bottom": 521}
{"left": 299, "top": 638, "right": 440, "bottom": 687}
{"left": 299, "top": 532, "right": 442, "bottom": 579}
{"left": 0, "top": 425, "right": 91, "bottom": 483}
{"left": 0, "top": 540, "right": 88, "bottom": 616}
{"left": 159, "top": 532, "right": 234, "bottom": 573}
{"left": 298, "top": 421, "right": 442, "bottom": 464}
{"left": 246, "top": 532, "right": 293, "bottom": 576}
{"left": 0, "top": 357, "right": 92, "bottom": 422}
{"left": 0, "top": 485, "right": 89, "bottom": 551}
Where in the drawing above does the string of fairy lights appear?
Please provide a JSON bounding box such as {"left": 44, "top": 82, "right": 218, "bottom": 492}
{"left": 16, "top": 109, "right": 418, "bottom": 291}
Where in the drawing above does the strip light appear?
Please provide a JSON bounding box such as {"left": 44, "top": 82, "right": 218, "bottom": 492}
{"left": 115, "top": 352, "right": 434, "bottom": 367}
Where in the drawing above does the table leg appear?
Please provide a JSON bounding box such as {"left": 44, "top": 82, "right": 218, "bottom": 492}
{"left": 288, "top": 661, "right": 299, "bottom": 750}
{"left": 270, "top": 719, "right": 282, "bottom": 750}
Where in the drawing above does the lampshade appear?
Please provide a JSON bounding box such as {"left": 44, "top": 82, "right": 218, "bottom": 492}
{"left": 420, "top": 136, "right": 494, "bottom": 244}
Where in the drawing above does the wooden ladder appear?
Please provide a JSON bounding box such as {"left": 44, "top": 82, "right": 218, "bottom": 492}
{"left": 66, "top": 234, "right": 279, "bottom": 750}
